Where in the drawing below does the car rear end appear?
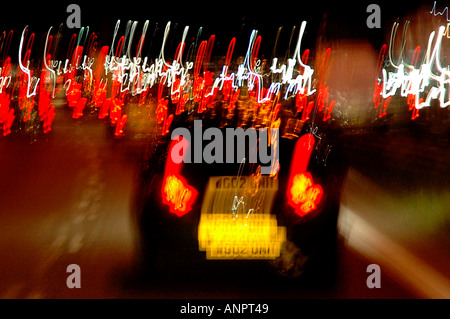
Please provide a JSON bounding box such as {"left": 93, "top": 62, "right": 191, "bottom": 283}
{"left": 132, "top": 119, "right": 348, "bottom": 287}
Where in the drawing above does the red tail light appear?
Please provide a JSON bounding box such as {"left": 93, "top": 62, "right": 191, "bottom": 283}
{"left": 288, "top": 172, "right": 323, "bottom": 216}
{"left": 161, "top": 136, "right": 198, "bottom": 217}
{"left": 286, "top": 133, "right": 324, "bottom": 217}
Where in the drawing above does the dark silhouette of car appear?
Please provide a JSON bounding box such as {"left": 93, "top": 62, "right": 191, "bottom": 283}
{"left": 131, "top": 107, "right": 348, "bottom": 287}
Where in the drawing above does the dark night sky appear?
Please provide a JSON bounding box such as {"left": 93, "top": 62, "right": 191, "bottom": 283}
{"left": 0, "top": 0, "right": 438, "bottom": 60}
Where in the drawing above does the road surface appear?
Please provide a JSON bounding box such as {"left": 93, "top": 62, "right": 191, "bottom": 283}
{"left": 0, "top": 102, "right": 447, "bottom": 299}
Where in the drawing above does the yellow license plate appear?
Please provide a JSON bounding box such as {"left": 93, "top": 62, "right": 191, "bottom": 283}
{"left": 198, "top": 176, "right": 286, "bottom": 260}
{"left": 208, "top": 242, "right": 284, "bottom": 259}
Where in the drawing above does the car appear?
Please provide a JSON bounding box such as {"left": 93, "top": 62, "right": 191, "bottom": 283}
{"left": 130, "top": 98, "right": 349, "bottom": 288}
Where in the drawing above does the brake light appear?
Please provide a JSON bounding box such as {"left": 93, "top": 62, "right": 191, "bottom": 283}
{"left": 286, "top": 133, "right": 324, "bottom": 216}
{"left": 161, "top": 136, "right": 198, "bottom": 217}
{"left": 289, "top": 172, "right": 323, "bottom": 216}
{"left": 162, "top": 174, "right": 197, "bottom": 216}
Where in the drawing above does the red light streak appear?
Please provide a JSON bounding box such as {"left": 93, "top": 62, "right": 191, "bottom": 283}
{"left": 42, "top": 106, "right": 55, "bottom": 133}
{"left": 175, "top": 92, "right": 189, "bottom": 115}
{"left": 155, "top": 76, "right": 174, "bottom": 135}
{"left": 322, "top": 99, "right": 335, "bottom": 121}
{"left": 315, "top": 48, "right": 335, "bottom": 121}
{"left": 295, "top": 92, "right": 307, "bottom": 113}
{"left": 407, "top": 46, "right": 422, "bottom": 120}
{"left": 71, "top": 45, "right": 84, "bottom": 70}
{"left": 161, "top": 137, "right": 198, "bottom": 216}
{"left": 156, "top": 97, "right": 168, "bottom": 124}
{"left": 1, "top": 30, "right": 13, "bottom": 62}
{"left": 317, "top": 85, "right": 328, "bottom": 112}
{"left": 73, "top": 97, "right": 87, "bottom": 119}
{"left": 93, "top": 80, "right": 107, "bottom": 108}
{"left": 174, "top": 42, "right": 185, "bottom": 65}
{"left": 411, "top": 45, "right": 421, "bottom": 66}
{"left": 66, "top": 82, "right": 81, "bottom": 107}
{"left": 109, "top": 98, "right": 124, "bottom": 125}
{"left": 373, "top": 44, "right": 391, "bottom": 118}
{"left": 86, "top": 33, "right": 97, "bottom": 57}
{"left": 171, "top": 77, "right": 181, "bottom": 104}
{"left": 0, "top": 91, "right": 14, "bottom": 136}
{"left": 197, "top": 71, "right": 216, "bottom": 114}
{"left": 300, "top": 101, "right": 314, "bottom": 121}
{"left": 67, "top": 34, "right": 77, "bottom": 61}
{"left": 300, "top": 49, "right": 310, "bottom": 72}
{"left": 114, "top": 36, "right": 124, "bottom": 59}
{"left": 1, "top": 57, "right": 12, "bottom": 92}
{"left": 162, "top": 114, "right": 174, "bottom": 136}
{"left": 4, "top": 109, "right": 15, "bottom": 136}
{"left": 138, "top": 82, "right": 149, "bottom": 107}
{"left": 286, "top": 133, "right": 324, "bottom": 216}
{"left": 98, "top": 98, "right": 111, "bottom": 119}
{"left": 95, "top": 46, "right": 109, "bottom": 81}
{"left": 287, "top": 133, "right": 314, "bottom": 194}
{"left": 38, "top": 65, "right": 55, "bottom": 132}
{"left": 203, "top": 35, "right": 215, "bottom": 73}
{"left": 194, "top": 40, "right": 207, "bottom": 78}
{"left": 44, "top": 35, "right": 53, "bottom": 57}
{"left": 135, "top": 34, "right": 145, "bottom": 58}
{"left": 25, "top": 31, "right": 34, "bottom": 63}
{"left": 407, "top": 94, "right": 422, "bottom": 120}
{"left": 289, "top": 172, "right": 323, "bottom": 216}
{"left": 224, "top": 38, "right": 236, "bottom": 74}
{"left": 114, "top": 114, "right": 127, "bottom": 137}
{"left": 21, "top": 98, "right": 35, "bottom": 123}
{"left": 193, "top": 40, "right": 207, "bottom": 104}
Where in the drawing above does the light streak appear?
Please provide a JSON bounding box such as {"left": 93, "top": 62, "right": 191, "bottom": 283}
{"left": 86, "top": 32, "right": 97, "bottom": 57}
{"left": 100, "top": 20, "right": 318, "bottom": 111}
{"left": 18, "top": 26, "right": 40, "bottom": 98}
{"left": 1, "top": 30, "right": 13, "bottom": 62}
{"left": 114, "top": 114, "right": 128, "bottom": 137}
{"left": 136, "top": 20, "right": 149, "bottom": 58}
{"left": 43, "top": 27, "right": 56, "bottom": 98}
{"left": 73, "top": 97, "right": 87, "bottom": 119}
{"left": 231, "top": 159, "right": 247, "bottom": 221}
{"left": 377, "top": 23, "right": 450, "bottom": 119}
{"left": 109, "top": 20, "right": 121, "bottom": 58}
{"left": 203, "top": 35, "right": 215, "bottom": 73}
{"left": 430, "top": 1, "right": 450, "bottom": 22}
{"left": 0, "top": 91, "right": 14, "bottom": 136}
{"left": 162, "top": 137, "right": 198, "bottom": 216}
{"left": 1, "top": 17, "right": 336, "bottom": 138}
{"left": 126, "top": 21, "right": 138, "bottom": 60}
{"left": 286, "top": 133, "right": 323, "bottom": 216}
{"left": 0, "top": 59, "right": 11, "bottom": 93}
{"left": 289, "top": 172, "right": 323, "bottom": 216}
